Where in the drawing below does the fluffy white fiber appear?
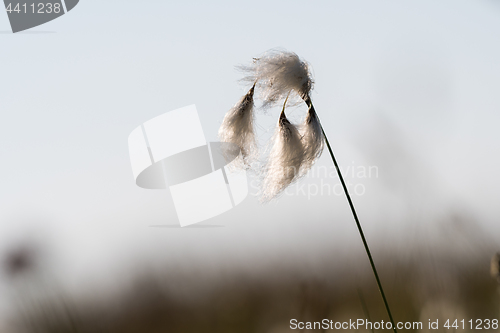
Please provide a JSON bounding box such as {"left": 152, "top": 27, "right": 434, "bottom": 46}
{"left": 220, "top": 49, "right": 325, "bottom": 200}
{"left": 218, "top": 84, "right": 257, "bottom": 168}
{"left": 261, "top": 109, "right": 305, "bottom": 201}
{"left": 240, "top": 50, "right": 314, "bottom": 108}
{"left": 299, "top": 103, "right": 324, "bottom": 176}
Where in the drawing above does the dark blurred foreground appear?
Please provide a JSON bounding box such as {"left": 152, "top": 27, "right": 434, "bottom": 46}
{"left": 3, "top": 242, "right": 499, "bottom": 333}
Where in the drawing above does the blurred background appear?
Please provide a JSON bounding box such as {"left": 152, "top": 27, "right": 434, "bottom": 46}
{"left": 1, "top": 0, "right": 500, "bottom": 331}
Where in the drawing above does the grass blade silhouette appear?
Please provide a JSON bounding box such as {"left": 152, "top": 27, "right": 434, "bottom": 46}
{"left": 306, "top": 99, "right": 397, "bottom": 333}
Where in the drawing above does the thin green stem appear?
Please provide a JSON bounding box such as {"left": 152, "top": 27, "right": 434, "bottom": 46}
{"left": 305, "top": 99, "right": 397, "bottom": 333}
{"left": 321, "top": 125, "right": 397, "bottom": 333}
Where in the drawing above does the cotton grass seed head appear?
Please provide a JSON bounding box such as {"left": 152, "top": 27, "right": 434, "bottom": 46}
{"left": 299, "top": 104, "right": 324, "bottom": 176}
{"left": 220, "top": 49, "right": 324, "bottom": 200}
{"left": 261, "top": 101, "right": 306, "bottom": 201}
{"left": 218, "top": 84, "right": 258, "bottom": 168}
{"left": 239, "top": 50, "right": 314, "bottom": 108}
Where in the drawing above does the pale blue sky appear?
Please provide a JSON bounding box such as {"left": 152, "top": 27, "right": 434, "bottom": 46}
{"left": 1, "top": 0, "right": 500, "bottom": 313}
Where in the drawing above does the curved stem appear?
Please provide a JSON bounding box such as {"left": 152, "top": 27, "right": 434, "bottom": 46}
{"left": 306, "top": 99, "right": 397, "bottom": 333}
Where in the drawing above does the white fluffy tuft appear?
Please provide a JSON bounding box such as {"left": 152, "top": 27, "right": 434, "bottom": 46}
{"left": 299, "top": 103, "right": 324, "bottom": 176}
{"left": 220, "top": 50, "right": 324, "bottom": 200}
{"left": 218, "top": 85, "right": 258, "bottom": 168}
{"left": 239, "top": 50, "right": 313, "bottom": 108}
{"left": 261, "top": 110, "right": 305, "bottom": 201}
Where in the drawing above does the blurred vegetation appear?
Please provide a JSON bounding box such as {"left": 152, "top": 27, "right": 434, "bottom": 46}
{"left": 4, "top": 246, "right": 498, "bottom": 333}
